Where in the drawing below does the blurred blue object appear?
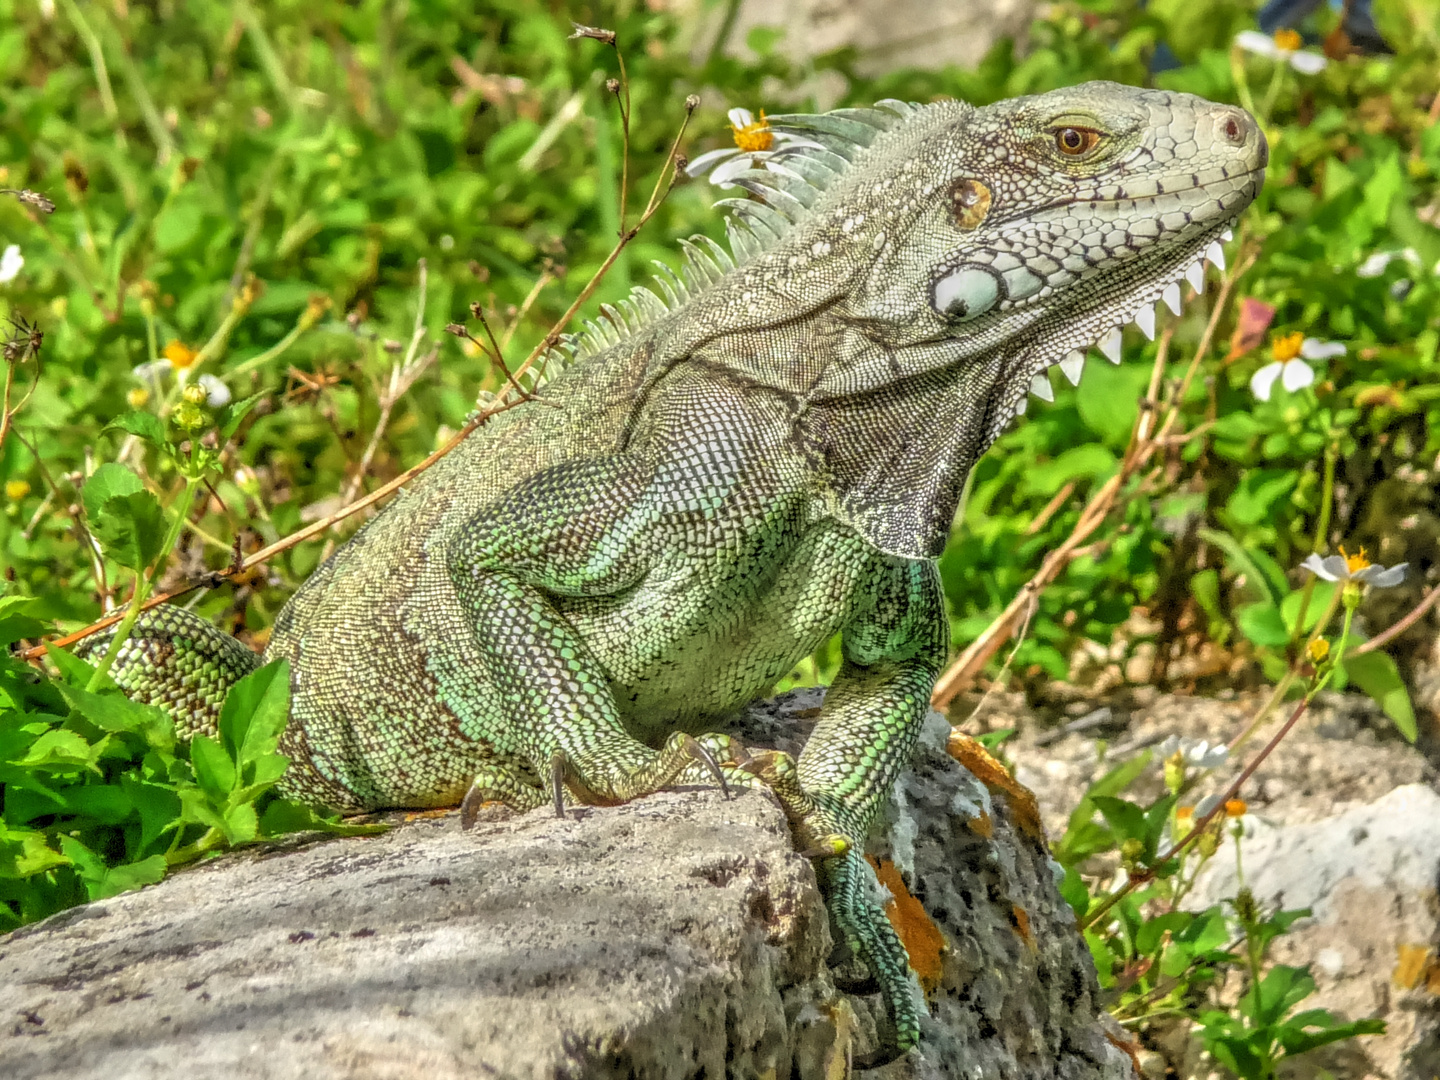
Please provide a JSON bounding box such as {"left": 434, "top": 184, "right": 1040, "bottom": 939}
{"left": 1258, "top": 0, "right": 1392, "bottom": 53}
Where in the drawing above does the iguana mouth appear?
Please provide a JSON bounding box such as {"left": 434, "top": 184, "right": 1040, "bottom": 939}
{"left": 1008, "top": 217, "right": 1236, "bottom": 418}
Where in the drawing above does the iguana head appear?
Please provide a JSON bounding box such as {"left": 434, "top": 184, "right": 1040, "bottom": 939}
{"left": 764, "top": 82, "right": 1267, "bottom": 436}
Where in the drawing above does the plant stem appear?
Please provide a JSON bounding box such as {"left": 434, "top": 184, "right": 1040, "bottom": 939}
{"left": 85, "top": 479, "right": 200, "bottom": 690}
{"left": 59, "top": 0, "right": 126, "bottom": 149}
{"left": 1289, "top": 438, "right": 1338, "bottom": 643}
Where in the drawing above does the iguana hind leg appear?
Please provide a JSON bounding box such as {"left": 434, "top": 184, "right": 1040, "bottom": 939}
{"left": 445, "top": 453, "right": 746, "bottom": 809}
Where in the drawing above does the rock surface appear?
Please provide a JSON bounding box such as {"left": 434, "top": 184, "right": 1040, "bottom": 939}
{"left": 0, "top": 698, "right": 1134, "bottom": 1080}
{"left": 1188, "top": 784, "right": 1440, "bottom": 1080}
{"left": 971, "top": 687, "right": 1440, "bottom": 1079}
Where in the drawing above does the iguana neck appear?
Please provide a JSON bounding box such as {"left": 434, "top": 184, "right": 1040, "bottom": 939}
{"left": 798, "top": 349, "right": 1002, "bottom": 559}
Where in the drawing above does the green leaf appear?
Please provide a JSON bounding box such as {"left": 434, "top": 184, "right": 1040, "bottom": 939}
{"left": 218, "top": 393, "right": 265, "bottom": 441}
{"left": 1076, "top": 360, "right": 1152, "bottom": 448}
{"left": 217, "top": 658, "right": 291, "bottom": 782}
{"left": 1226, "top": 468, "right": 1297, "bottom": 526}
{"left": 19, "top": 728, "right": 102, "bottom": 771}
{"left": 1053, "top": 751, "right": 1155, "bottom": 865}
{"left": 190, "top": 734, "right": 237, "bottom": 799}
{"left": 1343, "top": 650, "right": 1416, "bottom": 741}
{"left": 1058, "top": 864, "right": 1091, "bottom": 919}
{"left": 121, "top": 776, "right": 184, "bottom": 852}
{"left": 1280, "top": 581, "right": 1338, "bottom": 635}
{"left": 90, "top": 490, "right": 168, "bottom": 573}
{"left": 1237, "top": 602, "right": 1290, "bottom": 647}
{"left": 0, "top": 595, "right": 46, "bottom": 647}
{"left": 1278, "top": 1011, "right": 1386, "bottom": 1055}
{"left": 58, "top": 683, "right": 175, "bottom": 748}
{"left": 1198, "top": 527, "right": 1288, "bottom": 604}
{"left": 82, "top": 464, "right": 167, "bottom": 572}
{"left": 1092, "top": 795, "right": 1147, "bottom": 842}
{"left": 105, "top": 410, "right": 167, "bottom": 446}
{"left": 0, "top": 823, "right": 70, "bottom": 879}
{"left": 47, "top": 646, "right": 102, "bottom": 688}
{"left": 82, "top": 463, "right": 145, "bottom": 521}
{"left": 58, "top": 836, "right": 166, "bottom": 901}
{"left": 221, "top": 802, "right": 259, "bottom": 845}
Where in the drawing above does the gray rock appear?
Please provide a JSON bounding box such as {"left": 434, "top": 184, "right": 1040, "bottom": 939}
{"left": 0, "top": 696, "right": 1133, "bottom": 1079}
{"left": 1188, "top": 783, "right": 1440, "bottom": 1080}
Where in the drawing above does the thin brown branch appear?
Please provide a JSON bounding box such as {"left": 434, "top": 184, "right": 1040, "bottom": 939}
{"left": 1025, "top": 481, "right": 1076, "bottom": 536}
{"left": 499, "top": 269, "right": 555, "bottom": 352}
{"left": 1351, "top": 584, "right": 1440, "bottom": 656}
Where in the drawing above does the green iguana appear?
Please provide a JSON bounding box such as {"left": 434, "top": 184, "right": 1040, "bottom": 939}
{"left": 89, "top": 82, "right": 1266, "bottom": 1060}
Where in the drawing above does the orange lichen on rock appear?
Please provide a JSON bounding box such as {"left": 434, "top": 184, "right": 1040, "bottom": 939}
{"left": 1103, "top": 1026, "right": 1146, "bottom": 1077}
{"left": 965, "top": 810, "right": 994, "bottom": 838}
{"left": 402, "top": 808, "right": 455, "bottom": 822}
{"left": 867, "top": 856, "right": 947, "bottom": 993}
{"left": 1009, "top": 903, "right": 1035, "bottom": 951}
{"left": 1394, "top": 943, "right": 1440, "bottom": 993}
{"left": 946, "top": 731, "right": 1047, "bottom": 841}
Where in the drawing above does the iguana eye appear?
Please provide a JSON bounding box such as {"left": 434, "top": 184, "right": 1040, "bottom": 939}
{"left": 1055, "top": 127, "right": 1101, "bottom": 155}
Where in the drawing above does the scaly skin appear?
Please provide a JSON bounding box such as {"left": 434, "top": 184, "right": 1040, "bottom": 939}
{"left": 96, "top": 82, "right": 1266, "bottom": 1060}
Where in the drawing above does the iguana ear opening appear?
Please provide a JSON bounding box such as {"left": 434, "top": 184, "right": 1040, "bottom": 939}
{"left": 950, "top": 179, "right": 991, "bottom": 230}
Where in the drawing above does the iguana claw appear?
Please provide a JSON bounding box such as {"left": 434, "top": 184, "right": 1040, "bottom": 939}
{"left": 798, "top": 832, "right": 852, "bottom": 860}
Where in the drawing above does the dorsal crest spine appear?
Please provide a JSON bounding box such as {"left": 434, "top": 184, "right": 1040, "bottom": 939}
{"left": 530, "top": 100, "right": 923, "bottom": 387}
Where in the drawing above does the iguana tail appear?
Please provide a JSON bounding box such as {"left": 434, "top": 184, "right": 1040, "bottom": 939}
{"left": 77, "top": 606, "right": 262, "bottom": 740}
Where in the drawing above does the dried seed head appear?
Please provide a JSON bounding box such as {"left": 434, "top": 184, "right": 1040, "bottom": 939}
{"left": 1, "top": 189, "right": 56, "bottom": 214}
{"left": 568, "top": 23, "right": 616, "bottom": 45}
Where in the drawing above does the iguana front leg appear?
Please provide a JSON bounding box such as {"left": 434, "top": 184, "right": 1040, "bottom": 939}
{"left": 765, "top": 556, "right": 947, "bottom": 1060}
{"left": 445, "top": 453, "right": 739, "bottom": 810}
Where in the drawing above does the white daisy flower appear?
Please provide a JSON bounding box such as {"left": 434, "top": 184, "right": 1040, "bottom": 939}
{"left": 197, "top": 373, "right": 231, "bottom": 407}
{"left": 1300, "top": 548, "right": 1407, "bottom": 587}
{"left": 1235, "top": 29, "right": 1328, "bottom": 74}
{"left": 1250, "top": 331, "right": 1345, "bottom": 401}
{"left": 686, "top": 108, "right": 821, "bottom": 187}
{"left": 1158, "top": 736, "right": 1229, "bottom": 770}
{"left": 0, "top": 244, "right": 23, "bottom": 284}
{"left": 133, "top": 359, "right": 173, "bottom": 381}
{"left": 1356, "top": 248, "right": 1419, "bottom": 278}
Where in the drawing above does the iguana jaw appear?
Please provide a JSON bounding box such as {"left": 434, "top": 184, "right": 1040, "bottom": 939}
{"left": 1005, "top": 213, "right": 1242, "bottom": 421}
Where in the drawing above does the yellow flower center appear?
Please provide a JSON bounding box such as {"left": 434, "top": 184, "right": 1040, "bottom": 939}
{"left": 5, "top": 479, "right": 31, "bottom": 501}
{"left": 1339, "top": 544, "right": 1370, "bottom": 573}
{"left": 732, "top": 110, "right": 774, "bottom": 153}
{"left": 163, "top": 339, "right": 199, "bottom": 369}
{"left": 1270, "top": 331, "right": 1304, "bottom": 362}
{"left": 1273, "top": 28, "right": 1303, "bottom": 51}
{"left": 1224, "top": 798, "right": 1248, "bottom": 818}
{"left": 1176, "top": 806, "right": 1194, "bottom": 821}
{"left": 1307, "top": 638, "right": 1330, "bottom": 663}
